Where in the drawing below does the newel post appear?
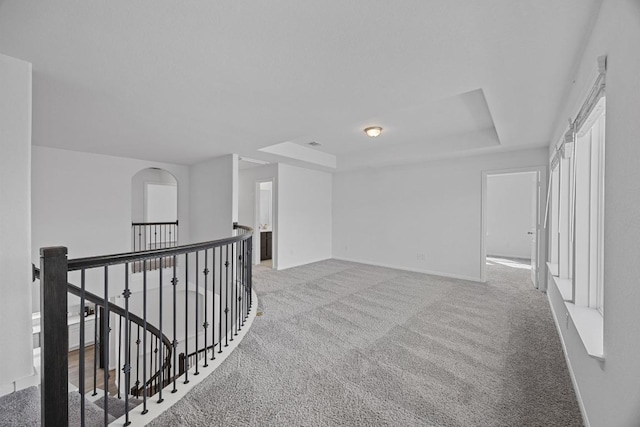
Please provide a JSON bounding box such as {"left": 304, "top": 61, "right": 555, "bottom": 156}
{"left": 40, "top": 246, "right": 69, "bottom": 427}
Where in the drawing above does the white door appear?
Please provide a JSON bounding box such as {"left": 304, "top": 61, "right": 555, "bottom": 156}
{"left": 530, "top": 172, "right": 539, "bottom": 286}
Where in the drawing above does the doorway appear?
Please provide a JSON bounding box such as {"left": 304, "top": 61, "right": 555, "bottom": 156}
{"left": 131, "top": 167, "right": 178, "bottom": 256}
{"left": 481, "top": 167, "right": 546, "bottom": 289}
{"left": 256, "top": 180, "right": 274, "bottom": 268}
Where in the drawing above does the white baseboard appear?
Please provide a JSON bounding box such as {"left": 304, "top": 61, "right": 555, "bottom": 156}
{"left": 275, "top": 256, "right": 332, "bottom": 271}
{"left": 546, "top": 292, "right": 590, "bottom": 427}
{"left": 0, "top": 368, "right": 40, "bottom": 397}
{"left": 487, "top": 252, "right": 531, "bottom": 260}
{"left": 332, "top": 257, "right": 481, "bottom": 283}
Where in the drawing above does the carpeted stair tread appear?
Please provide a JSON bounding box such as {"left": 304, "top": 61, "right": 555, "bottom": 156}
{"left": 0, "top": 386, "right": 115, "bottom": 427}
{"left": 94, "top": 394, "right": 143, "bottom": 420}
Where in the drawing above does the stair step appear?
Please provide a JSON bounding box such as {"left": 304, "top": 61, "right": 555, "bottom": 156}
{"left": 94, "top": 395, "right": 143, "bottom": 420}
{"left": 0, "top": 386, "right": 116, "bottom": 426}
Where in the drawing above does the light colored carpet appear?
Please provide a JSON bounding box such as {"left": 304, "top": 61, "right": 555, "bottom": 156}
{"left": 0, "top": 386, "right": 114, "bottom": 426}
{"left": 150, "top": 259, "right": 582, "bottom": 426}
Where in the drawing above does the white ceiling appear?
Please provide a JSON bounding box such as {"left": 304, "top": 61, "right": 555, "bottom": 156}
{"left": 0, "top": 1, "right": 602, "bottom": 171}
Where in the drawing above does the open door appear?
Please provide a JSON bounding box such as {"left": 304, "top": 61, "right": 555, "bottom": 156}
{"left": 482, "top": 167, "right": 545, "bottom": 287}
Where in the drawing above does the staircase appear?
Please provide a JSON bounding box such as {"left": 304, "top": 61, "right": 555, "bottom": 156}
{"left": 33, "top": 223, "right": 254, "bottom": 426}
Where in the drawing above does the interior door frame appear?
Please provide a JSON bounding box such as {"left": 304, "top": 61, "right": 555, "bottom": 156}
{"left": 254, "top": 178, "right": 276, "bottom": 268}
{"left": 480, "top": 165, "right": 548, "bottom": 290}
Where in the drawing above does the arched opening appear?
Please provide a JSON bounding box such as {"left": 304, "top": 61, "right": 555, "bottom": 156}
{"left": 131, "top": 168, "right": 178, "bottom": 255}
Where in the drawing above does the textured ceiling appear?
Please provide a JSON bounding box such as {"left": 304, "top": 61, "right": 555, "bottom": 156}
{"left": 0, "top": 1, "right": 602, "bottom": 171}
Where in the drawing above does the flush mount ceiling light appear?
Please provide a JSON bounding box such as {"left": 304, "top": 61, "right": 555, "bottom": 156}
{"left": 364, "top": 126, "right": 383, "bottom": 138}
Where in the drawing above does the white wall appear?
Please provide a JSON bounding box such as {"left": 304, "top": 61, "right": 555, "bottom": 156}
{"left": 188, "top": 154, "right": 237, "bottom": 243}
{"left": 31, "top": 146, "right": 190, "bottom": 306}
{"left": 238, "top": 164, "right": 278, "bottom": 265}
{"left": 547, "top": 1, "right": 640, "bottom": 425}
{"left": 333, "top": 148, "right": 547, "bottom": 281}
{"left": 277, "top": 164, "right": 332, "bottom": 270}
{"left": 486, "top": 172, "right": 535, "bottom": 259}
{"left": 0, "top": 53, "right": 35, "bottom": 394}
{"left": 131, "top": 168, "right": 178, "bottom": 223}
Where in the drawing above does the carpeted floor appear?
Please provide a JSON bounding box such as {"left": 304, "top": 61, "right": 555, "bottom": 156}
{"left": 150, "top": 258, "right": 582, "bottom": 426}
{"left": 0, "top": 386, "right": 115, "bottom": 427}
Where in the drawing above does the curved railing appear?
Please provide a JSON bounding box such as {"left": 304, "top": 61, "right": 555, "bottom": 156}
{"left": 37, "top": 223, "right": 254, "bottom": 426}
{"left": 65, "top": 282, "right": 173, "bottom": 401}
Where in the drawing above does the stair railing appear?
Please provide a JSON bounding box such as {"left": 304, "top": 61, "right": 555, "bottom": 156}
{"left": 37, "top": 223, "right": 253, "bottom": 426}
{"left": 131, "top": 221, "right": 179, "bottom": 273}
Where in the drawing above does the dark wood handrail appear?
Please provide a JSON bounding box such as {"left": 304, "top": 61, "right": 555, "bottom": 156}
{"left": 131, "top": 220, "right": 178, "bottom": 226}
{"left": 70, "top": 224, "right": 253, "bottom": 271}
{"left": 68, "top": 282, "right": 174, "bottom": 396}
{"left": 66, "top": 282, "right": 173, "bottom": 354}
{"left": 33, "top": 267, "right": 175, "bottom": 397}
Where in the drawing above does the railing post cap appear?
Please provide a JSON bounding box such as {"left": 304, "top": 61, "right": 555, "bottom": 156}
{"left": 40, "top": 246, "right": 68, "bottom": 257}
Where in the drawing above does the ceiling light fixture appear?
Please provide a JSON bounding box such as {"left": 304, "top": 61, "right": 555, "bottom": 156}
{"left": 364, "top": 126, "right": 383, "bottom": 138}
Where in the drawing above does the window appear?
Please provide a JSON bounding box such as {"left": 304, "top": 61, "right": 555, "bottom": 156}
{"left": 573, "top": 98, "right": 605, "bottom": 314}
{"left": 547, "top": 57, "right": 606, "bottom": 359}
{"left": 550, "top": 97, "right": 605, "bottom": 311}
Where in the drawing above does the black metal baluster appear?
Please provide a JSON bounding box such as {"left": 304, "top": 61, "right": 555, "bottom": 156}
{"left": 203, "top": 249, "right": 209, "bottom": 367}
{"left": 194, "top": 252, "right": 200, "bottom": 376}
{"left": 243, "top": 239, "right": 247, "bottom": 323}
{"left": 230, "top": 243, "right": 235, "bottom": 340}
{"left": 172, "top": 255, "right": 178, "bottom": 393}
{"left": 93, "top": 303, "right": 98, "bottom": 396}
{"left": 245, "top": 238, "right": 248, "bottom": 314}
{"left": 210, "top": 247, "right": 216, "bottom": 361}
{"left": 235, "top": 242, "right": 240, "bottom": 332}
{"left": 142, "top": 260, "right": 148, "bottom": 414}
{"left": 231, "top": 242, "right": 239, "bottom": 336}
{"left": 244, "top": 239, "right": 248, "bottom": 319}
{"left": 158, "top": 255, "right": 164, "bottom": 403}
{"left": 118, "top": 316, "right": 122, "bottom": 399}
{"left": 103, "top": 266, "right": 109, "bottom": 426}
{"left": 248, "top": 238, "right": 251, "bottom": 313}
{"left": 225, "top": 244, "right": 229, "bottom": 347}
{"left": 184, "top": 253, "right": 189, "bottom": 384}
{"left": 123, "top": 263, "right": 131, "bottom": 426}
{"left": 135, "top": 325, "right": 140, "bottom": 397}
{"left": 218, "top": 247, "right": 223, "bottom": 354}
{"left": 240, "top": 241, "right": 244, "bottom": 326}
{"left": 249, "top": 238, "right": 253, "bottom": 309}
{"left": 153, "top": 337, "right": 157, "bottom": 395}
{"left": 240, "top": 240, "right": 244, "bottom": 327}
{"left": 80, "top": 269, "right": 86, "bottom": 427}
